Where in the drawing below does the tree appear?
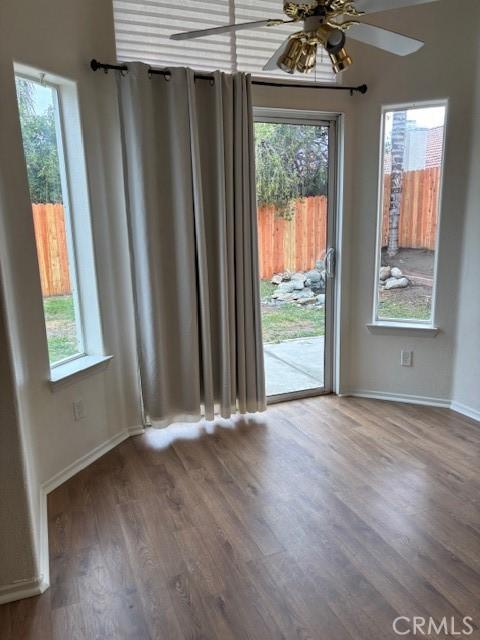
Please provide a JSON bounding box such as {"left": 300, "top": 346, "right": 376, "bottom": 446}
{"left": 255, "top": 123, "right": 328, "bottom": 219}
{"left": 387, "top": 111, "right": 407, "bottom": 257}
{"left": 15, "top": 78, "right": 63, "bottom": 203}
{"left": 16, "top": 78, "right": 35, "bottom": 118}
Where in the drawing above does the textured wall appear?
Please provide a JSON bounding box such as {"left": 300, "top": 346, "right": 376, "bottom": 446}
{"left": 0, "top": 268, "right": 36, "bottom": 587}
{"left": 452, "top": 34, "right": 480, "bottom": 417}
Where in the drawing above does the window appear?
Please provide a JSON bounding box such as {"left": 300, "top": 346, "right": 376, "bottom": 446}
{"left": 112, "top": 0, "right": 335, "bottom": 82}
{"left": 374, "top": 102, "right": 447, "bottom": 325}
{"left": 15, "top": 68, "right": 103, "bottom": 372}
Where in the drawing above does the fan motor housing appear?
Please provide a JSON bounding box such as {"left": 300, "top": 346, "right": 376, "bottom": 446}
{"left": 303, "top": 15, "right": 325, "bottom": 32}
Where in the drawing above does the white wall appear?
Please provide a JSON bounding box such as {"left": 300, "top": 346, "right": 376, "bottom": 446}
{"left": 0, "top": 0, "right": 142, "bottom": 595}
{"left": 338, "top": 0, "right": 480, "bottom": 404}
{"left": 0, "top": 265, "right": 37, "bottom": 590}
{"left": 452, "top": 32, "right": 480, "bottom": 419}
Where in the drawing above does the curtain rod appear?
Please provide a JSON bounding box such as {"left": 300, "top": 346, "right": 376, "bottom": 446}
{"left": 90, "top": 59, "right": 367, "bottom": 95}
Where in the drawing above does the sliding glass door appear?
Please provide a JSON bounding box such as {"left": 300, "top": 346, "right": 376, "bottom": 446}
{"left": 254, "top": 109, "right": 337, "bottom": 400}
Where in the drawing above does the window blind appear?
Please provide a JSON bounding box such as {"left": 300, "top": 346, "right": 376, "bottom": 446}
{"left": 113, "top": 0, "right": 336, "bottom": 81}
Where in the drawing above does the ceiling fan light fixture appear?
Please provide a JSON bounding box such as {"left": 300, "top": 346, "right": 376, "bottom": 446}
{"left": 328, "top": 47, "right": 352, "bottom": 73}
{"left": 296, "top": 42, "right": 317, "bottom": 73}
{"left": 171, "top": 0, "right": 431, "bottom": 77}
{"left": 278, "top": 37, "right": 304, "bottom": 73}
{"left": 325, "top": 28, "right": 346, "bottom": 54}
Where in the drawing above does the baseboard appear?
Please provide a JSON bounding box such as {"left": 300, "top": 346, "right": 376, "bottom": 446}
{"left": 344, "top": 389, "right": 451, "bottom": 408}
{"left": 0, "top": 575, "right": 48, "bottom": 605}
{"left": 450, "top": 401, "right": 480, "bottom": 423}
{"left": 42, "top": 429, "right": 130, "bottom": 495}
{"left": 38, "top": 484, "right": 50, "bottom": 592}
{"left": 127, "top": 424, "right": 145, "bottom": 436}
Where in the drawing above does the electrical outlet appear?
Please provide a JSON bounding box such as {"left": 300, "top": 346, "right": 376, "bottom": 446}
{"left": 73, "top": 399, "right": 86, "bottom": 421}
{"left": 400, "top": 350, "right": 413, "bottom": 367}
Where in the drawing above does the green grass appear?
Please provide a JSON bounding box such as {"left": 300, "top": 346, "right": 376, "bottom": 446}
{"left": 378, "top": 298, "right": 431, "bottom": 321}
{"left": 44, "top": 295, "right": 75, "bottom": 322}
{"left": 43, "top": 295, "right": 79, "bottom": 363}
{"left": 46, "top": 335, "right": 79, "bottom": 363}
{"left": 260, "top": 279, "right": 325, "bottom": 343}
{"left": 262, "top": 303, "right": 325, "bottom": 343}
{"left": 259, "top": 279, "right": 277, "bottom": 299}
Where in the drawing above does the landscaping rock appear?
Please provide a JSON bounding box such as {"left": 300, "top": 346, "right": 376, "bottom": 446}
{"left": 298, "top": 297, "right": 317, "bottom": 305}
{"left": 272, "top": 281, "right": 295, "bottom": 296}
{"left": 305, "top": 269, "right": 321, "bottom": 284}
{"left": 293, "top": 288, "right": 314, "bottom": 300}
{"left": 379, "top": 266, "right": 391, "bottom": 281}
{"left": 271, "top": 274, "right": 282, "bottom": 285}
{"left": 281, "top": 272, "right": 292, "bottom": 281}
{"left": 315, "top": 259, "right": 325, "bottom": 271}
{"left": 291, "top": 272, "right": 306, "bottom": 282}
{"left": 391, "top": 267, "right": 403, "bottom": 278}
{"left": 292, "top": 279, "right": 305, "bottom": 291}
{"left": 316, "top": 294, "right": 326, "bottom": 305}
{"left": 384, "top": 276, "right": 409, "bottom": 290}
{"left": 306, "top": 270, "right": 326, "bottom": 294}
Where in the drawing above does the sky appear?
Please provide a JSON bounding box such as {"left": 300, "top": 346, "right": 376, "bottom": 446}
{"left": 31, "top": 82, "right": 54, "bottom": 114}
{"left": 407, "top": 106, "right": 445, "bottom": 128}
{"left": 384, "top": 106, "right": 446, "bottom": 141}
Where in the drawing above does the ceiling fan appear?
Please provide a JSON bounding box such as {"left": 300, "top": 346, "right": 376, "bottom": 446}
{"left": 171, "top": 0, "right": 437, "bottom": 75}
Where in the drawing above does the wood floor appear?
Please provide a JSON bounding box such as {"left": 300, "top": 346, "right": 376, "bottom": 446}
{"left": 2, "top": 396, "right": 480, "bottom": 639}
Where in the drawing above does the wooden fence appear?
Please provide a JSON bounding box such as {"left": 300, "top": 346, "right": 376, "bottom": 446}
{"left": 258, "top": 168, "right": 440, "bottom": 279}
{"left": 382, "top": 167, "right": 440, "bottom": 250}
{"left": 32, "top": 203, "right": 71, "bottom": 297}
{"left": 257, "top": 196, "right": 328, "bottom": 279}
{"left": 33, "top": 167, "right": 441, "bottom": 292}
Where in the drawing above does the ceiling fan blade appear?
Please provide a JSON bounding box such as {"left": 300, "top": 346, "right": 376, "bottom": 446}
{"left": 262, "top": 37, "right": 291, "bottom": 71}
{"left": 171, "top": 19, "right": 290, "bottom": 41}
{"left": 347, "top": 22, "right": 424, "bottom": 55}
{"left": 354, "top": 0, "right": 438, "bottom": 15}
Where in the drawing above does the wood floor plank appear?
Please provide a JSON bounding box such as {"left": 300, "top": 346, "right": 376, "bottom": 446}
{"left": 2, "top": 397, "right": 480, "bottom": 639}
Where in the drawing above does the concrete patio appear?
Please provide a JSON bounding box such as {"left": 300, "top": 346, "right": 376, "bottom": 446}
{"left": 263, "top": 335, "right": 325, "bottom": 397}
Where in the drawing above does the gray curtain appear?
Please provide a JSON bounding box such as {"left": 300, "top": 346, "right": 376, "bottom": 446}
{"left": 117, "top": 63, "right": 265, "bottom": 427}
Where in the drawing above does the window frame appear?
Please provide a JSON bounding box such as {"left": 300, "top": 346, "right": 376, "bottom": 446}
{"left": 14, "top": 64, "right": 106, "bottom": 380}
{"left": 372, "top": 99, "right": 449, "bottom": 329}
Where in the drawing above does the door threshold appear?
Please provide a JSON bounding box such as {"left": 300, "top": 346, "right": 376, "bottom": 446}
{"left": 267, "top": 389, "right": 332, "bottom": 405}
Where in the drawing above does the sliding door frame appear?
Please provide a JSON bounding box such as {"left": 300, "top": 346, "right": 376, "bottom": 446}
{"left": 253, "top": 107, "right": 340, "bottom": 403}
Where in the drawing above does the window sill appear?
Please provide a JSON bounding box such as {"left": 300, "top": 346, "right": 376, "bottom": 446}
{"left": 49, "top": 355, "right": 113, "bottom": 390}
{"left": 366, "top": 322, "right": 439, "bottom": 337}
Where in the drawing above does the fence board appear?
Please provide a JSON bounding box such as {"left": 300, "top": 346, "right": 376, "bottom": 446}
{"left": 381, "top": 167, "right": 440, "bottom": 251}
{"left": 32, "top": 203, "right": 71, "bottom": 297}
{"left": 257, "top": 196, "right": 328, "bottom": 279}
